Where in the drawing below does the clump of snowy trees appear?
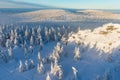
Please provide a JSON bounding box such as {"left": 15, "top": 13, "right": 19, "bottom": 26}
{"left": 50, "top": 61, "right": 63, "bottom": 80}
{"left": 19, "top": 59, "right": 35, "bottom": 72}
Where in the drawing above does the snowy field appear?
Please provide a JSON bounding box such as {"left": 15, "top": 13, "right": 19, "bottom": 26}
{"left": 0, "top": 9, "right": 120, "bottom": 80}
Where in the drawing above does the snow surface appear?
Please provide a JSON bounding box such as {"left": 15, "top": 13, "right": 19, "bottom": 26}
{"left": 0, "top": 23, "right": 120, "bottom": 80}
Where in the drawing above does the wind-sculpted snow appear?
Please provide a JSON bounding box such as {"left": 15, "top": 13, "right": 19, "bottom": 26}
{"left": 68, "top": 23, "right": 120, "bottom": 53}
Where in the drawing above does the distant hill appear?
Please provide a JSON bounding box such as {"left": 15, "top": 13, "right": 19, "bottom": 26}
{"left": 15, "top": 9, "right": 120, "bottom": 22}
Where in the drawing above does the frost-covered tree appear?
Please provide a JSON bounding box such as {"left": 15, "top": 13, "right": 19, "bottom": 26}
{"left": 10, "top": 30, "right": 15, "bottom": 44}
{"left": 39, "top": 38, "right": 43, "bottom": 50}
{"left": 37, "top": 26, "right": 41, "bottom": 34}
{"left": 29, "top": 45, "right": 33, "bottom": 54}
{"left": 29, "top": 59, "right": 34, "bottom": 69}
{"left": 58, "top": 32, "right": 62, "bottom": 41}
{"left": 72, "top": 67, "right": 78, "bottom": 80}
{"left": 25, "top": 60, "right": 29, "bottom": 71}
{"left": 8, "top": 47, "right": 13, "bottom": 59}
{"left": 45, "top": 27, "right": 50, "bottom": 43}
{"left": 38, "top": 52, "right": 42, "bottom": 62}
{"left": 37, "top": 62, "right": 45, "bottom": 74}
{"left": 24, "top": 46, "right": 28, "bottom": 59}
{"left": 46, "top": 73, "right": 51, "bottom": 80}
{"left": 53, "top": 42, "right": 63, "bottom": 57}
{"left": 51, "top": 27, "right": 56, "bottom": 40}
{"left": 19, "top": 60, "right": 24, "bottom": 72}
{"left": 30, "top": 36, "right": 34, "bottom": 46}
{"left": 54, "top": 34, "right": 58, "bottom": 42}
{"left": 56, "top": 42, "right": 61, "bottom": 53}
{"left": 74, "top": 47, "right": 81, "bottom": 61}
{"left": 32, "top": 27, "right": 35, "bottom": 36}
{"left": 57, "top": 66, "right": 63, "bottom": 80}
{"left": 14, "top": 38, "right": 18, "bottom": 45}
{"left": 25, "top": 28, "right": 29, "bottom": 41}
{"left": 0, "top": 34, "right": 5, "bottom": 47}
{"left": 6, "top": 39, "right": 11, "bottom": 48}
{"left": 36, "top": 33, "right": 42, "bottom": 45}
{"left": 61, "top": 35, "right": 68, "bottom": 45}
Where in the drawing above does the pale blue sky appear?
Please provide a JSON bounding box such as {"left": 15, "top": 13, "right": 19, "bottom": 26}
{"left": 1, "top": 0, "right": 120, "bottom": 9}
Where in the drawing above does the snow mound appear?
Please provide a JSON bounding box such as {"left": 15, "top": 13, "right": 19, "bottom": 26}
{"left": 68, "top": 23, "right": 120, "bottom": 53}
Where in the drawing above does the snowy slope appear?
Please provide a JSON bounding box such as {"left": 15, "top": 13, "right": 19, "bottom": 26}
{"left": 0, "top": 23, "right": 120, "bottom": 80}
{"left": 68, "top": 23, "right": 120, "bottom": 53}
{"left": 15, "top": 9, "right": 120, "bottom": 22}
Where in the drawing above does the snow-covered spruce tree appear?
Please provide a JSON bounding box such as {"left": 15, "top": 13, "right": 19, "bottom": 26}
{"left": 23, "top": 45, "right": 28, "bottom": 59}
{"left": 61, "top": 34, "right": 68, "bottom": 45}
{"left": 25, "top": 60, "right": 29, "bottom": 71}
{"left": 14, "top": 29, "right": 18, "bottom": 39}
{"left": 56, "top": 42, "right": 61, "bottom": 52}
{"left": 51, "top": 27, "right": 56, "bottom": 41}
{"left": 8, "top": 47, "right": 13, "bottom": 59}
{"left": 19, "top": 60, "right": 24, "bottom": 72}
{"left": 37, "top": 62, "right": 45, "bottom": 74}
{"left": 37, "top": 26, "right": 41, "bottom": 35}
{"left": 48, "top": 28, "right": 52, "bottom": 41}
{"left": 29, "top": 45, "right": 34, "bottom": 54}
{"left": 6, "top": 39, "right": 11, "bottom": 48}
{"left": 36, "top": 32, "right": 42, "bottom": 45}
{"left": 57, "top": 66, "right": 63, "bottom": 80}
{"left": 38, "top": 52, "right": 42, "bottom": 62}
{"left": 39, "top": 38, "right": 43, "bottom": 50}
{"left": 25, "top": 28, "right": 29, "bottom": 41}
{"left": 72, "top": 67, "right": 78, "bottom": 80}
{"left": 57, "top": 32, "right": 62, "bottom": 41}
{"left": 54, "top": 34, "right": 58, "bottom": 42}
{"left": 0, "top": 33, "right": 5, "bottom": 47}
{"left": 46, "top": 73, "right": 51, "bottom": 80}
{"left": 74, "top": 47, "right": 81, "bottom": 61}
{"left": 30, "top": 36, "right": 34, "bottom": 46}
{"left": 14, "top": 37, "right": 18, "bottom": 46}
{"left": 29, "top": 59, "right": 35, "bottom": 69}
{"left": 10, "top": 30, "right": 15, "bottom": 44}
{"left": 45, "top": 27, "right": 50, "bottom": 43}
{"left": 32, "top": 27, "right": 35, "bottom": 36}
